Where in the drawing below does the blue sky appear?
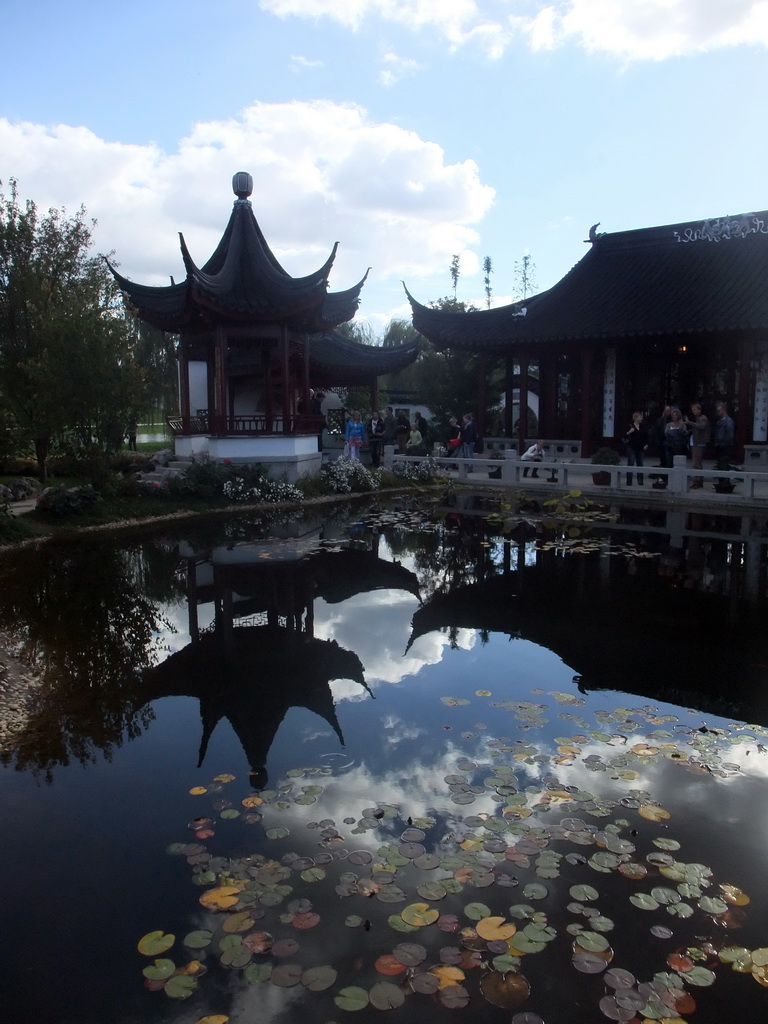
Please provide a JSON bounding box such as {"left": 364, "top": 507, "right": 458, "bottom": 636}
{"left": 2, "top": 0, "right": 767, "bottom": 333}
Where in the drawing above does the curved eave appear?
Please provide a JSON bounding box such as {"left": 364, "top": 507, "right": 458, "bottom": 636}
{"left": 404, "top": 284, "right": 538, "bottom": 351}
{"left": 107, "top": 259, "right": 191, "bottom": 330}
{"left": 311, "top": 269, "right": 371, "bottom": 330}
{"left": 308, "top": 331, "right": 421, "bottom": 381}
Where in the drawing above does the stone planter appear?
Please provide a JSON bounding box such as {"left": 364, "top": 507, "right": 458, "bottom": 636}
{"left": 714, "top": 482, "right": 735, "bottom": 494}
{"left": 591, "top": 471, "right": 611, "bottom": 486}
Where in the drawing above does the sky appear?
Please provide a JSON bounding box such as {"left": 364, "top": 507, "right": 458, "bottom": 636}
{"left": 2, "top": 0, "right": 767, "bottom": 335}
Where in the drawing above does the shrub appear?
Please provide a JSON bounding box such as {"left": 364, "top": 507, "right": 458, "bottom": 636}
{"left": 392, "top": 456, "right": 446, "bottom": 485}
{"left": 36, "top": 484, "right": 102, "bottom": 519}
{"left": 320, "top": 456, "right": 380, "bottom": 494}
{"left": 222, "top": 475, "right": 303, "bottom": 504}
{"left": 0, "top": 500, "right": 35, "bottom": 544}
{"left": 590, "top": 446, "right": 621, "bottom": 466}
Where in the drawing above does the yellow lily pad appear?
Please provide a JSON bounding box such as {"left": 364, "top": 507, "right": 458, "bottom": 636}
{"left": 476, "top": 916, "right": 517, "bottom": 942}
{"left": 199, "top": 886, "right": 240, "bottom": 911}
{"left": 401, "top": 903, "right": 439, "bottom": 927}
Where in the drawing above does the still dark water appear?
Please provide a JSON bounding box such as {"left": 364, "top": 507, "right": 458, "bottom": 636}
{"left": 2, "top": 495, "right": 768, "bottom": 1024}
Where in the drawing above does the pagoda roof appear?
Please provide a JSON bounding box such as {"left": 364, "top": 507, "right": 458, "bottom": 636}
{"left": 308, "top": 331, "right": 421, "bottom": 383}
{"left": 406, "top": 210, "right": 768, "bottom": 351}
{"left": 109, "top": 174, "right": 369, "bottom": 332}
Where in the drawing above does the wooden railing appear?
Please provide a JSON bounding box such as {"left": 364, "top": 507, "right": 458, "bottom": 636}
{"left": 167, "top": 414, "right": 324, "bottom": 437}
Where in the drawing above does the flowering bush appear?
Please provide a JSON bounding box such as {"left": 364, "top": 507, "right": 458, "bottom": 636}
{"left": 320, "top": 456, "right": 380, "bottom": 494}
{"left": 392, "top": 456, "right": 446, "bottom": 485}
{"left": 222, "top": 475, "right": 303, "bottom": 504}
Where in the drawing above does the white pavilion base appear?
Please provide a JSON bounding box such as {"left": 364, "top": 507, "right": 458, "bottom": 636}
{"left": 173, "top": 434, "right": 322, "bottom": 483}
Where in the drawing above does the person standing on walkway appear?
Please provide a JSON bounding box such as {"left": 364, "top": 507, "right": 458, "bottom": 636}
{"left": 655, "top": 404, "right": 672, "bottom": 467}
{"left": 382, "top": 406, "right": 397, "bottom": 448}
{"left": 664, "top": 408, "right": 689, "bottom": 467}
{"left": 622, "top": 411, "right": 648, "bottom": 485}
{"left": 367, "top": 410, "right": 385, "bottom": 467}
{"left": 345, "top": 410, "right": 366, "bottom": 460}
{"left": 460, "top": 413, "right": 476, "bottom": 462}
{"left": 714, "top": 402, "right": 735, "bottom": 470}
{"left": 685, "top": 402, "right": 710, "bottom": 487}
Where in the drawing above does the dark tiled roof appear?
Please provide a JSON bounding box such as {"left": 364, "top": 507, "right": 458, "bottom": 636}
{"left": 407, "top": 210, "right": 768, "bottom": 350}
{"left": 110, "top": 198, "right": 367, "bottom": 331}
{"left": 308, "top": 331, "right": 420, "bottom": 382}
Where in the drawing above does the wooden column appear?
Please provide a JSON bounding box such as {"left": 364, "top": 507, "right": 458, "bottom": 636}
{"left": 580, "top": 348, "right": 593, "bottom": 456}
{"left": 179, "top": 336, "right": 191, "bottom": 428}
{"left": 264, "top": 344, "right": 273, "bottom": 433}
{"left": 476, "top": 353, "right": 487, "bottom": 437}
{"left": 517, "top": 353, "right": 529, "bottom": 454}
{"left": 281, "top": 327, "right": 291, "bottom": 433}
{"left": 504, "top": 356, "right": 515, "bottom": 436}
{"left": 206, "top": 340, "right": 216, "bottom": 426}
{"left": 302, "top": 333, "right": 311, "bottom": 416}
{"left": 370, "top": 378, "right": 379, "bottom": 413}
{"left": 214, "top": 326, "right": 228, "bottom": 434}
{"left": 541, "top": 348, "right": 558, "bottom": 438}
{"left": 736, "top": 338, "right": 754, "bottom": 455}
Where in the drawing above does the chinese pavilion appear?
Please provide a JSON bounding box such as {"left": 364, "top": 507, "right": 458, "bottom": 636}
{"left": 406, "top": 211, "right": 768, "bottom": 456}
{"left": 110, "top": 172, "right": 419, "bottom": 478}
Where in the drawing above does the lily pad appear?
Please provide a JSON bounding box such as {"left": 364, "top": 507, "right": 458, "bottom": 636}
{"left": 164, "top": 974, "right": 198, "bottom": 999}
{"left": 138, "top": 931, "right": 175, "bottom": 956}
{"left": 334, "top": 986, "right": 370, "bottom": 1011}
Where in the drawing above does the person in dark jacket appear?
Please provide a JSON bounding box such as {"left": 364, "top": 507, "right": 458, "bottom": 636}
{"left": 622, "top": 411, "right": 648, "bottom": 485}
{"left": 460, "top": 413, "right": 476, "bottom": 466}
{"left": 714, "top": 402, "right": 735, "bottom": 470}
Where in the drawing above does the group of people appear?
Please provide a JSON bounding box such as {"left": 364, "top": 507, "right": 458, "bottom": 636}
{"left": 622, "top": 401, "right": 735, "bottom": 486}
{"left": 344, "top": 407, "right": 431, "bottom": 466}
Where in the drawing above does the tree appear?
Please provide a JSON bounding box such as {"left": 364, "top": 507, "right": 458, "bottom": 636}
{"left": 450, "top": 254, "right": 461, "bottom": 300}
{"left": 0, "top": 180, "right": 162, "bottom": 483}
{"left": 483, "top": 256, "right": 493, "bottom": 309}
{"left": 513, "top": 253, "right": 537, "bottom": 301}
{"left": 0, "top": 180, "right": 96, "bottom": 479}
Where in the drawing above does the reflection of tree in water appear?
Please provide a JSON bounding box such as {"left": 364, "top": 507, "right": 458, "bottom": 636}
{"left": 0, "top": 538, "right": 181, "bottom": 780}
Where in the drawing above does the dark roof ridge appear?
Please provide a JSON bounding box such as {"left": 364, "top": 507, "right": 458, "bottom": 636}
{"left": 593, "top": 209, "right": 768, "bottom": 250}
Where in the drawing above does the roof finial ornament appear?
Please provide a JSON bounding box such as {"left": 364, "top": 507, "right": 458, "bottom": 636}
{"left": 232, "top": 171, "right": 253, "bottom": 201}
{"left": 586, "top": 222, "right": 602, "bottom": 243}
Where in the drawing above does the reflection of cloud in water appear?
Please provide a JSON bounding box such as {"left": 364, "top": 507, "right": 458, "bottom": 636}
{"left": 316, "top": 590, "right": 475, "bottom": 687}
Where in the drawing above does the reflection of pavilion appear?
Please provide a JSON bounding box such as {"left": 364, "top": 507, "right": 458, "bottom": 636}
{"left": 142, "top": 530, "right": 420, "bottom": 784}
{"left": 408, "top": 527, "right": 768, "bottom": 726}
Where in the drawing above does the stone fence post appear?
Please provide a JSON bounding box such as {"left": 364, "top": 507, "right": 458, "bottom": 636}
{"left": 502, "top": 448, "right": 519, "bottom": 486}
{"left": 383, "top": 445, "right": 395, "bottom": 470}
{"left": 670, "top": 454, "right": 687, "bottom": 493}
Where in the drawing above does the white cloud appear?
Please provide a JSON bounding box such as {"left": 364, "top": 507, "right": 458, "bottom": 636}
{"left": 290, "top": 53, "right": 325, "bottom": 69}
{"left": 259, "top": 0, "right": 768, "bottom": 61}
{"left": 0, "top": 102, "right": 493, "bottom": 306}
{"left": 379, "top": 50, "right": 422, "bottom": 86}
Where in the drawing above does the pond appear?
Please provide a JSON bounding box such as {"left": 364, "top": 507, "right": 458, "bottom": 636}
{"left": 2, "top": 493, "right": 768, "bottom": 1024}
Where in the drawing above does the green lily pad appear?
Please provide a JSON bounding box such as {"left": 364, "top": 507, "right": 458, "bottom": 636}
{"left": 164, "top": 974, "right": 198, "bottom": 999}
{"left": 302, "top": 965, "right": 337, "bottom": 991}
{"left": 142, "top": 958, "right": 175, "bottom": 981}
{"left": 244, "top": 963, "right": 273, "bottom": 983}
{"left": 334, "top": 986, "right": 370, "bottom": 1011}
{"left": 182, "top": 930, "right": 212, "bottom": 949}
{"left": 369, "top": 981, "right": 405, "bottom": 1010}
{"left": 464, "top": 902, "right": 492, "bottom": 921}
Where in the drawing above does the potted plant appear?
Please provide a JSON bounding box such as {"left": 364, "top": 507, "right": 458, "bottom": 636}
{"left": 590, "top": 446, "right": 620, "bottom": 485}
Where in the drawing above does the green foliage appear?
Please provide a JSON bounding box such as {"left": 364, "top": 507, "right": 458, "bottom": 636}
{"left": 483, "top": 256, "right": 493, "bottom": 309}
{"left": 0, "top": 179, "right": 172, "bottom": 484}
{"left": 36, "top": 484, "right": 102, "bottom": 519}
{"left": 512, "top": 253, "right": 537, "bottom": 301}
{"left": 0, "top": 499, "right": 36, "bottom": 543}
{"left": 591, "top": 446, "right": 621, "bottom": 465}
